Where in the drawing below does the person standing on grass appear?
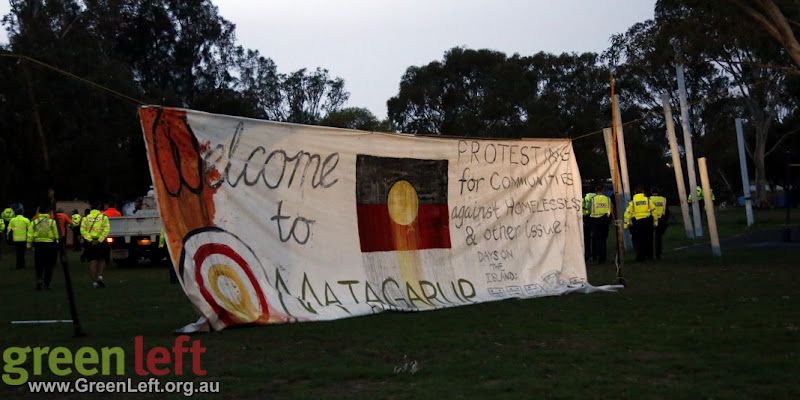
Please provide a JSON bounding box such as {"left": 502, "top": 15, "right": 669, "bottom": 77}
{"left": 54, "top": 208, "right": 72, "bottom": 250}
{"left": 7, "top": 210, "right": 30, "bottom": 269}
{"left": 588, "top": 186, "right": 612, "bottom": 263}
{"left": 81, "top": 202, "right": 110, "bottom": 288}
{"left": 650, "top": 187, "right": 669, "bottom": 260}
{"left": 624, "top": 185, "right": 657, "bottom": 262}
{"left": 2, "top": 205, "right": 15, "bottom": 245}
{"left": 582, "top": 188, "right": 596, "bottom": 261}
{"left": 27, "top": 202, "right": 59, "bottom": 290}
{"left": 71, "top": 209, "right": 83, "bottom": 250}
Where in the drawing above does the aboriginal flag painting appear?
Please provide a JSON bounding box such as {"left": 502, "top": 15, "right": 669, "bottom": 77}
{"left": 356, "top": 155, "right": 451, "bottom": 252}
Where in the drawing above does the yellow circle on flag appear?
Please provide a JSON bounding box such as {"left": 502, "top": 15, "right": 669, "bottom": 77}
{"left": 387, "top": 180, "right": 419, "bottom": 226}
{"left": 208, "top": 263, "right": 259, "bottom": 323}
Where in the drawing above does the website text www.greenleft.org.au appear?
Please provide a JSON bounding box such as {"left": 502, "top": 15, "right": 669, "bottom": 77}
{"left": 28, "top": 377, "right": 219, "bottom": 396}
{"left": 2, "top": 335, "right": 210, "bottom": 389}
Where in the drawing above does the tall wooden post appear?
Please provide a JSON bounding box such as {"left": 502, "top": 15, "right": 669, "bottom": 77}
{"left": 661, "top": 94, "right": 694, "bottom": 238}
{"left": 698, "top": 158, "right": 721, "bottom": 256}
{"left": 613, "top": 94, "right": 633, "bottom": 250}
{"left": 676, "top": 64, "right": 703, "bottom": 237}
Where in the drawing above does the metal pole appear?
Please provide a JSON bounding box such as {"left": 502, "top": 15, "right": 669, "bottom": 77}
{"left": 613, "top": 94, "right": 633, "bottom": 250}
{"left": 676, "top": 64, "right": 703, "bottom": 237}
{"left": 735, "top": 118, "right": 754, "bottom": 226}
{"left": 698, "top": 158, "right": 721, "bottom": 256}
{"left": 661, "top": 94, "right": 694, "bottom": 238}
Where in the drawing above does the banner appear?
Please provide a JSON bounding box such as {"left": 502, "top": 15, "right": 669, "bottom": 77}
{"left": 139, "top": 106, "right": 609, "bottom": 330}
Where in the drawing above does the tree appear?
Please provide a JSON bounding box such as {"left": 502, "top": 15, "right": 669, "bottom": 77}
{"left": 318, "top": 107, "right": 394, "bottom": 132}
{"left": 728, "top": 0, "right": 800, "bottom": 72}
{"left": 0, "top": 0, "right": 353, "bottom": 206}
{"left": 387, "top": 47, "right": 655, "bottom": 183}
{"left": 654, "top": 0, "right": 799, "bottom": 206}
{"left": 604, "top": 18, "right": 737, "bottom": 201}
{"left": 279, "top": 67, "right": 349, "bottom": 124}
{"left": 388, "top": 47, "right": 529, "bottom": 138}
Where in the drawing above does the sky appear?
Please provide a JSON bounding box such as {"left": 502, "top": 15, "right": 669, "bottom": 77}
{"left": 1, "top": 0, "right": 656, "bottom": 120}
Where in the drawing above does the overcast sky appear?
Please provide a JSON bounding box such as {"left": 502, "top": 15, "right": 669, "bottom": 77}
{"left": 1, "top": 0, "right": 656, "bottom": 119}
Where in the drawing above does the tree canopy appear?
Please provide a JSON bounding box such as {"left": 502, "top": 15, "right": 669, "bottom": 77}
{"left": 1, "top": 0, "right": 798, "bottom": 209}
{"left": 0, "top": 0, "right": 352, "bottom": 206}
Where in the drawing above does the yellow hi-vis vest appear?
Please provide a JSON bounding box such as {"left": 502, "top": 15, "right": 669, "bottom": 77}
{"left": 689, "top": 186, "right": 715, "bottom": 203}
{"left": 81, "top": 210, "right": 110, "bottom": 241}
{"left": 582, "top": 193, "right": 596, "bottom": 216}
{"left": 27, "top": 214, "right": 59, "bottom": 247}
{"left": 7, "top": 215, "right": 31, "bottom": 242}
{"left": 589, "top": 194, "right": 611, "bottom": 218}
{"left": 650, "top": 195, "right": 667, "bottom": 219}
{"left": 71, "top": 213, "right": 82, "bottom": 227}
{"left": 1, "top": 208, "right": 15, "bottom": 223}
{"left": 624, "top": 193, "right": 657, "bottom": 228}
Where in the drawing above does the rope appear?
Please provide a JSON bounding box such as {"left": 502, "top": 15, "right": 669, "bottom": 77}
{"left": 0, "top": 53, "right": 145, "bottom": 105}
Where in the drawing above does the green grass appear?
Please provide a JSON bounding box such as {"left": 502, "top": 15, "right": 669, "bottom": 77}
{"left": 1, "top": 207, "right": 798, "bottom": 399}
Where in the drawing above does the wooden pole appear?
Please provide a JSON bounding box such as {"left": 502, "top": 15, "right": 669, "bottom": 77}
{"left": 613, "top": 95, "right": 633, "bottom": 250}
{"left": 661, "top": 94, "right": 694, "bottom": 238}
{"left": 676, "top": 64, "right": 703, "bottom": 237}
{"left": 610, "top": 74, "right": 626, "bottom": 286}
{"left": 698, "top": 158, "right": 721, "bottom": 256}
{"left": 602, "top": 128, "right": 622, "bottom": 194}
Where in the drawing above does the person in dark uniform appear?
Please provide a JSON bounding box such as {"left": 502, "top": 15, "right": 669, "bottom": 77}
{"left": 588, "top": 186, "right": 612, "bottom": 263}
{"left": 624, "top": 185, "right": 656, "bottom": 262}
{"left": 650, "top": 187, "right": 669, "bottom": 260}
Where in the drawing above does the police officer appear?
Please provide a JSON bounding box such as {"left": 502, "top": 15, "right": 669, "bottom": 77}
{"left": 588, "top": 186, "right": 612, "bottom": 263}
{"left": 650, "top": 187, "right": 669, "bottom": 260}
{"left": 7, "top": 210, "right": 30, "bottom": 269}
{"left": 582, "top": 188, "right": 596, "bottom": 261}
{"left": 689, "top": 186, "right": 715, "bottom": 218}
{"left": 28, "top": 202, "right": 59, "bottom": 290}
{"left": 2, "top": 206, "right": 15, "bottom": 244}
{"left": 81, "top": 202, "right": 110, "bottom": 288}
{"left": 624, "top": 185, "right": 657, "bottom": 262}
{"left": 71, "top": 210, "right": 83, "bottom": 250}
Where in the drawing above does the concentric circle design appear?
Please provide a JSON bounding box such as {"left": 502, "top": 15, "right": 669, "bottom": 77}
{"left": 181, "top": 228, "right": 270, "bottom": 326}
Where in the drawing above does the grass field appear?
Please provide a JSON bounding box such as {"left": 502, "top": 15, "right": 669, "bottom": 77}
{"left": 1, "top": 206, "right": 798, "bottom": 399}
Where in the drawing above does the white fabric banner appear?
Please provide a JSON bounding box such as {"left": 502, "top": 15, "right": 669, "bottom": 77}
{"left": 139, "top": 106, "right": 608, "bottom": 330}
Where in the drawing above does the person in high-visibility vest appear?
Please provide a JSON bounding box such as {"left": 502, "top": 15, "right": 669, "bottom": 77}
{"left": 81, "top": 203, "right": 110, "bottom": 288}
{"left": 650, "top": 187, "right": 669, "bottom": 260}
{"left": 1, "top": 206, "right": 15, "bottom": 225}
{"left": 28, "top": 202, "right": 59, "bottom": 290}
{"left": 104, "top": 203, "right": 122, "bottom": 218}
{"left": 7, "top": 211, "right": 30, "bottom": 269}
{"left": 71, "top": 209, "right": 83, "bottom": 251}
{"left": 588, "top": 186, "right": 612, "bottom": 263}
{"left": 2, "top": 206, "right": 15, "bottom": 244}
{"left": 54, "top": 208, "right": 72, "bottom": 250}
{"left": 688, "top": 186, "right": 715, "bottom": 218}
{"left": 624, "top": 185, "right": 657, "bottom": 262}
{"left": 582, "top": 189, "right": 596, "bottom": 261}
